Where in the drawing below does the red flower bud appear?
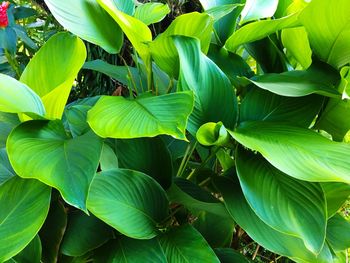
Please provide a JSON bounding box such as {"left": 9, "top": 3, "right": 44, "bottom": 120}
{"left": 0, "top": 1, "right": 9, "bottom": 28}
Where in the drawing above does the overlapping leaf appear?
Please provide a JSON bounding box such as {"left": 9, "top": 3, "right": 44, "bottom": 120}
{"left": 134, "top": 3, "right": 170, "bottom": 25}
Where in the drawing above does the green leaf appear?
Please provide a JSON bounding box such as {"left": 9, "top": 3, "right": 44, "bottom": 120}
{"left": 44, "top": 0, "right": 123, "bottom": 53}
{"left": 167, "top": 178, "right": 230, "bottom": 218}
{"left": 240, "top": 88, "right": 324, "bottom": 128}
{"left": 214, "top": 248, "right": 251, "bottom": 263}
{"left": 299, "top": 0, "right": 350, "bottom": 68}
{"left": 94, "top": 238, "right": 166, "bottom": 263}
{"left": 0, "top": 74, "right": 45, "bottom": 116}
{"left": 214, "top": 176, "right": 333, "bottom": 262}
{"left": 112, "top": 0, "right": 135, "bottom": 15}
{"left": 39, "top": 200, "right": 67, "bottom": 263}
{"left": 0, "top": 148, "right": 15, "bottom": 185}
{"left": 205, "top": 4, "right": 241, "bottom": 23}
{"left": 20, "top": 32, "right": 87, "bottom": 120}
{"left": 322, "top": 182, "right": 350, "bottom": 218}
{"left": 87, "top": 169, "right": 169, "bottom": 239}
{"left": 196, "top": 122, "right": 231, "bottom": 147}
{"left": 63, "top": 105, "right": 92, "bottom": 138}
{"left": 229, "top": 121, "right": 350, "bottom": 184}
{"left": 149, "top": 12, "right": 214, "bottom": 77}
{"left": 236, "top": 148, "right": 327, "bottom": 254}
{"left": 87, "top": 91, "right": 194, "bottom": 140}
{"left": 225, "top": 13, "right": 300, "bottom": 52}
{"left": 0, "top": 113, "right": 19, "bottom": 148}
{"left": 159, "top": 225, "right": 220, "bottom": 263}
{"left": 7, "top": 120, "right": 103, "bottom": 211}
{"left": 97, "top": 0, "right": 152, "bottom": 66}
{"left": 327, "top": 214, "right": 350, "bottom": 251}
{"left": 281, "top": 27, "right": 312, "bottom": 69}
{"left": 174, "top": 36, "right": 238, "bottom": 135}
{"left": 0, "top": 176, "right": 51, "bottom": 262}
{"left": 194, "top": 212, "right": 235, "bottom": 248}
{"left": 240, "top": 0, "right": 279, "bottom": 24}
{"left": 12, "top": 235, "right": 42, "bottom": 263}
{"left": 100, "top": 143, "right": 119, "bottom": 171}
{"left": 244, "top": 61, "right": 340, "bottom": 97}
{"left": 134, "top": 3, "right": 170, "bottom": 25}
{"left": 316, "top": 98, "right": 350, "bottom": 141}
{"left": 61, "top": 211, "right": 113, "bottom": 256}
{"left": 115, "top": 137, "right": 173, "bottom": 189}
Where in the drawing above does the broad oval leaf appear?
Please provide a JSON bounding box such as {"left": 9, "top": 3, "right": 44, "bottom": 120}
{"left": 240, "top": 0, "right": 279, "bottom": 24}
{"left": 149, "top": 12, "right": 214, "bottom": 77}
{"left": 299, "top": 0, "right": 350, "bottom": 69}
{"left": 97, "top": 0, "right": 152, "bottom": 67}
{"left": 214, "top": 176, "right": 333, "bottom": 262}
{"left": 240, "top": 88, "right": 324, "bottom": 128}
{"left": 87, "top": 91, "right": 194, "bottom": 140}
{"left": 134, "top": 3, "right": 170, "bottom": 26}
{"left": 174, "top": 36, "right": 238, "bottom": 135}
{"left": 0, "top": 176, "right": 51, "bottom": 262}
{"left": 7, "top": 120, "right": 103, "bottom": 211}
{"left": 159, "top": 225, "right": 220, "bottom": 263}
{"left": 245, "top": 62, "right": 340, "bottom": 97}
{"left": 322, "top": 182, "right": 350, "bottom": 218}
{"left": 87, "top": 169, "right": 169, "bottom": 239}
{"left": 229, "top": 121, "right": 350, "bottom": 184}
{"left": 236, "top": 148, "right": 327, "bottom": 254}
{"left": 20, "top": 32, "right": 87, "bottom": 120}
{"left": 115, "top": 137, "right": 173, "bottom": 189}
{"left": 0, "top": 74, "right": 45, "bottom": 116}
{"left": 94, "top": 238, "right": 166, "bottom": 263}
{"left": 225, "top": 13, "right": 299, "bottom": 52}
{"left": 61, "top": 211, "right": 113, "bottom": 256}
{"left": 327, "top": 214, "right": 350, "bottom": 252}
{"left": 44, "top": 0, "right": 123, "bottom": 53}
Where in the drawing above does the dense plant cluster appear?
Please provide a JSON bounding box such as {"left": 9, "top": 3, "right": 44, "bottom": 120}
{"left": 0, "top": 0, "right": 350, "bottom": 262}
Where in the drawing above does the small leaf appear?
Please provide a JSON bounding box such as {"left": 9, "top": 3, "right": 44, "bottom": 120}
{"left": 7, "top": 120, "right": 103, "bottom": 211}
{"left": 20, "top": 32, "right": 87, "bottom": 120}
{"left": 214, "top": 248, "right": 251, "bottom": 263}
{"left": 327, "top": 214, "right": 350, "bottom": 252}
{"left": 0, "top": 177, "right": 51, "bottom": 262}
{"left": 229, "top": 121, "right": 350, "bottom": 184}
{"left": 0, "top": 148, "right": 15, "bottom": 186}
{"left": 87, "top": 92, "right": 194, "bottom": 140}
{"left": 0, "top": 74, "right": 45, "bottom": 116}
{"left": 100, "top": 143, "right": 119, "bottom": 171}
{"left": 159, "top": 225, "right": 220, "bottom": 263}
{"left": 240, "top": 0, "right": 279, "bottom": 24}
{"left": 87, "top": 169, "right": 169, "bottom": 239}
{"left": 44, "top": 0, "right": 123, "bottom": 53}
{"left": 196, "top": 122, "right": 231, "bottom": 147}
{"left": 322, "top": 182, "right": 350, "bottom": 218}
{"left": 134, "top": 3, "right": 170, "bottom": 25}
{"left": 12, "top": 235, "right": 42, "bottom": 263}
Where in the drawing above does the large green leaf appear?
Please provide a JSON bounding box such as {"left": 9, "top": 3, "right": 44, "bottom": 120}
{"left": 87, "top": 169, "right": 169, "bottom": 239}
{"left": 149, "top": 12, "right": 214, "bottom": 77}
{"left": 11, "top": 235, "right": 42, "bottom": 263}
{"left": 327, "top": 214, "right": 350, "bottom": 251}
{"left": 225, "top": 13, "right": 299, "bottom": 52}
{"left": 0, "top": 176, "right": 51, "bottom": 262}
{"left": 159, "top": 225, "right": 220, "bottom": 263}
{"left": 39, "top": 200, "right": 67, "bottom": 263}
{"left": 245, "top": 62, "right": 340, "bottom": 97}
{"left": 61, "top": 211, "right": 113, "bottom": 256}
{"left": 20, "top": 32, "right": 87, "bottom": 120}
{"left": 94, "top": 238, "right": 166, "bottom": 263}
{"left": 0, "top": 148, "right": 15, "bottom": 185}
{"left": 174, "top": 36, "right": 237, "bottom": 135}
{"left": 214, "top": 248, "right": 251, "bottom": 263}
{"left": 240, "top": 0, "right": 279, "bottom": 24}
{"left": 97, "top": 0, "right": 152, "bottom": 67}
{"left": 299, "top": 0, "right": 350, "bottom": 69}
{"left": 0, "top": 113, "right": 19, "bottom": 148}
{"left": 134, "top": 3, "right": 170, "bottom": 25}
{"left": 87, "top": 91, "right": 194, "bottom": 140}
{"left": 7, "top": 120, "right": 103, "bottom": 211}
{"left": 44, "top": 0, "right": 123, "bottom": 53}
{"left": 229, "top": 121, "right": 350, "bottom": 184}
{"left": 281, "top": 27, "right": 312, "bottom": 69}
{"left": 322, "top": 183, "right": 350, "bottom": 218}
{"left": 214, "top": 176, "right": 333, "bottom": 262}
{"left": 240, "top": 88, "right": 324, "bottom": 128}
{"left": 0, "top": 74, "right": 45, "bottom": 116}
{"left": 316, "top": 98, "right": 350, "bottom": 141}
{"left": 236, "top": 148, "right": 327, "bottom": 254}
{"left": 115, "top": 137, "right": 173, "bottom": 189}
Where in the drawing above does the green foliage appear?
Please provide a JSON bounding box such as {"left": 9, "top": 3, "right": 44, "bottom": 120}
{"left": 1, "top": 0, "right": 350, "bottom": 262}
